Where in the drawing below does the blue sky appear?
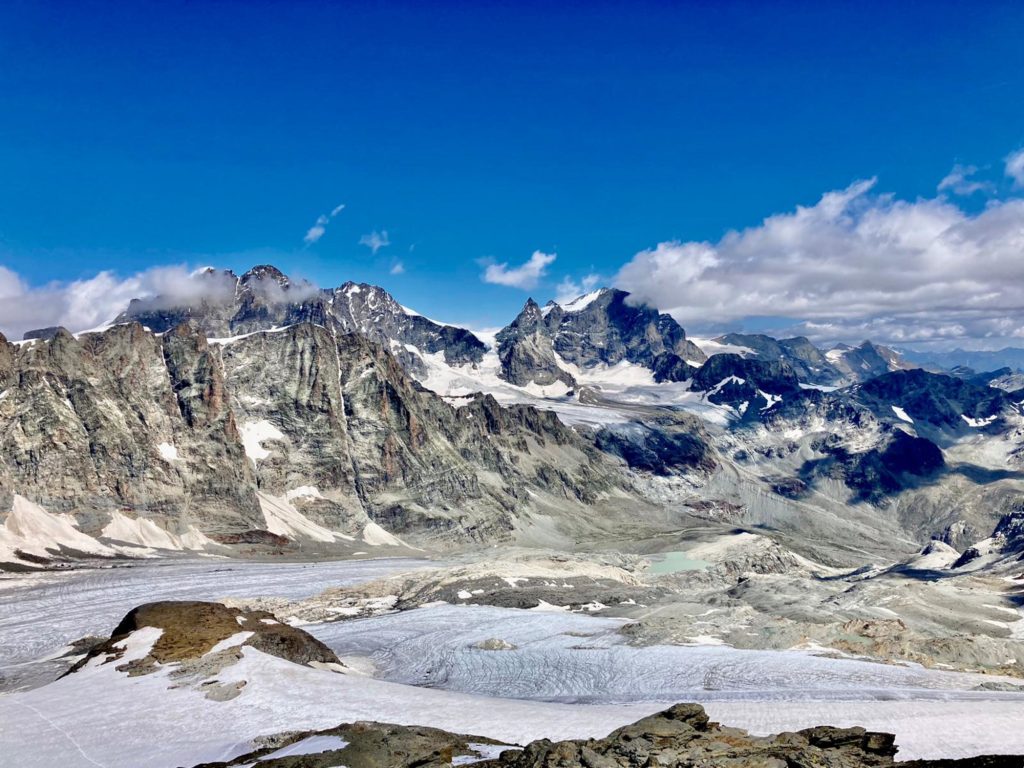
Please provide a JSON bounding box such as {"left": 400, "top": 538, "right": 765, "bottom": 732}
{"left": 2, "top": 1, "right": 1024, "bottom": 343}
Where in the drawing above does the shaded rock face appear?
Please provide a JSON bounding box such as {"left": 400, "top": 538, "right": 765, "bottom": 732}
{"left": 715, "top": 333, "right": 843, "bottom": 386}
{"left": 0, "top": 321, "right": 631, "bottom": 544}
{"left": 595, "top": 418, "right": 716, "bottom": 476}
{"left": 690, "top": 353, "right": 802, "bottom": 416}
{"left": 22, "top": 326, "right": 70, "bottom": 341}
{"left": 495, "top": 288, "right": 705, "bottom": 386}
{"left": 801, "top": 428, "right": 946, "bottom": 504}
{"left": 116, "top": 266, "right": 487, "bottom": 375}
{"left": 71, "top": 600, "right": 340, "bottom": 675}
{"left": 828, "top": 340, "right": 915, "bottom": 382}
{"left": 854, "top": 369, "right": 1014, "bottom": 432}
{"left": 193, "top": 702, "right": 1022, "bottom": 768}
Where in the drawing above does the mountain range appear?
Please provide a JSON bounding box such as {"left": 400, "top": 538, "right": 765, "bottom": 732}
{"left": 2, "top": 264, "right": 1023, "bottom": 575}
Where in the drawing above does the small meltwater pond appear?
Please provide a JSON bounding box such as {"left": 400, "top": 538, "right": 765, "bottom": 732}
{"left": 647, "top": 551, "right": 710, "bottom": 575}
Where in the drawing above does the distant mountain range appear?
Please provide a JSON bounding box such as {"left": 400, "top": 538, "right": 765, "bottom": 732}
{"left": 3, "top": 263, "right": 1024, "bottom": 577}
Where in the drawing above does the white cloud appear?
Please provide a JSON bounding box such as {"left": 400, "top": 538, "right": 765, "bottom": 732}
{"left": 390, "top": 261, "right": 405, "bottom": 275}
{"left": 0, "top": 265, "right": 227, "bottom": 339}
{"left": 615, "top": 178, "right": 1024, "bottom": 348}
{"left": 359, "top": 230, "right": 390, "bottom": 254}
{"left": 1006, "top": 149, "right": 1024, "bottom": 188}
{"left": 303, "top": 203, "right": 345, "bottom": 244}
{"left": 554, "top": 273, "right": 600, "bottom": 304}
{"left": 0, "top": 263, "right": 325, "bottom": 341}
{"left": 937, "top": 164, "right": 993, "bottom": 196}
{"left": 482, "top": 250, "right": 556, "bottom": 290}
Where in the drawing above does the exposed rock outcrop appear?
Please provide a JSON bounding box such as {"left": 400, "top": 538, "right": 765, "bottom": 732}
{"left": 192, "top": 702, "right": 1023, "bottom": 767}
{"left": 496, "top": 288, "right": 705, "bottom": 386}
{"left": 69, "top": 600, "right": 341, "bottom": 678}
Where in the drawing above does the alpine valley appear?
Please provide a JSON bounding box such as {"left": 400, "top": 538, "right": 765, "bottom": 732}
{"left": 3, "top": 266, "right": 1024, "bottom": 767}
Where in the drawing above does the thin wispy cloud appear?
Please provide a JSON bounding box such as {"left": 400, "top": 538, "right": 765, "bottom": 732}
{"left": 303, "top": 202, "right": 345, "bottom": 244}
{"left": 615, "top": 172, "right": 1024, "bottom": 348}
{"left": 359, "top": 230, "right": 390, "bottom": 254}
{"left": 390, "top": 261, "right": 405, "bottom": 275}
{"left": 555, "top": 273, "right": 600, "bottom": 304}
{"left": 482, "top": 250, "right": 556, "bottom": 290}
{"left": 1006, "top": 149, "right": 1024, "bottom": 188}
{"left": 937, "top": 164, "right": 994, "bottom": 196}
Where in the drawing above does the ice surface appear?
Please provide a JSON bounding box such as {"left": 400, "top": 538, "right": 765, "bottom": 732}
{"left": 3, "top": 636, "right": 1024, "bottom": 768}
{"left": 0, "top": 557, "right": 433, "bottom": 690}
{"left": 307, "top": 604, "right": 1020, "bottom": 704}
{"left": 2, "top": 572, "right": 1024, "bottom": 766}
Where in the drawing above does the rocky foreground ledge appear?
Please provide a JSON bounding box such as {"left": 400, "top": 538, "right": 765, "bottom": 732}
{"left": 193, "top": 702, "right": 1024, "bottom": 768}
{"left": 67, "top": 602, "right": 1024, "bottom": 768}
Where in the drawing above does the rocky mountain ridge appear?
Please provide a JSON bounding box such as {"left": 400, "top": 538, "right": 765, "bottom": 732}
{"left": 0, "top": 318, "right": 663, "bottom": 568}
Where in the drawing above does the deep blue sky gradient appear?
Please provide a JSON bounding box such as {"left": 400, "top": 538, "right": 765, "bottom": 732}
{"left": 2, "top": 1, "right": 1023, "bottom": 328}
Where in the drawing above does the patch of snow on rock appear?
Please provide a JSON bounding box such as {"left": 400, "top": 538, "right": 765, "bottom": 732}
{"left": 240, "top": 420, "right": 286, "bottom": 463}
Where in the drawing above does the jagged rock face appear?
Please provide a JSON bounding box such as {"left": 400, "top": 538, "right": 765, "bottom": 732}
{"left": 115, "top": 266, "right": 486, "bottom": 375}
{"left": 495, "top": 300, "right": 576, "bottom": 387}
{"left": 0, "top": 324, "right": 261, "bottom": 534}
{"left": 852, "top": 369, "right": 1014, "bottom": 432}
{"left": 690, "top": 353, "right": 802, "bottom": 415}
{"left": 0, "top": 321, "right": 632, "bottom": 545}
{"left": 496, "top": 288, "right": 705, "bottom": 386}
{"left": 715, "top": 333, "right": 842, "bottom": 386}
{"left": 993, "top": 507, "right": 1024, "bottom": 553}
{"left": 828, "top": 340, "right": 915, "bottom": 382}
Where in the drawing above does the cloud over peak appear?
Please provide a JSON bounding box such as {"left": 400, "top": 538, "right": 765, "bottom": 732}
{"left": 482, "top": 250, "right": 556, "bottom": 290}
{"left": 615, "top": 177, "right": 1024, "bottom": 348}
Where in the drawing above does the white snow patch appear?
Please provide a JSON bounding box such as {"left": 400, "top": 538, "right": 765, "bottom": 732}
{"left": 258, "top": 493, "right": 354, "bottom": 543}
{"left": 558, "top": 289, "right": 605, "bottom": 312}
{"left": 690, "top": 337, "right": 757, "bottom": 358}
{"left": 102, "top": 512, "right": 182, "bottom": 551}
{"left": 208, "top": 325, "right": 293, "bottom": 346}
{"left": 157, "top": 442, "right": 180, "bottom": 462}
{"left": 244, "top": 735, "right": 350, "bottom": 764}
{"left": 529, "top": 600, "right": 570, "bottom": 612}
{"left": 454, "top": 743, "right": 522, "bottom": 765}
{"left": 361, "top": 521, "right": 406, "bottom": 548}
{"left": 962, "top": 414, "right": 998, "bottom": 428}
{"left": 206, "top": 631, "right": 254, "bottom": 655}
{"left": 891, "top": 406, "right": 914, "bottom": 424}
{"left": 239, "top": 420, "right": 286, "bottom": 463}
{"left": 0, "top": 495, "right": 117, "bottom": 563}
{"left": 285, "top": 486, "right": 324, "bottom": 501}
